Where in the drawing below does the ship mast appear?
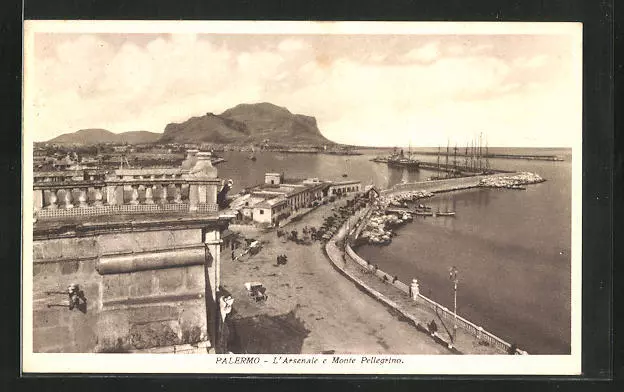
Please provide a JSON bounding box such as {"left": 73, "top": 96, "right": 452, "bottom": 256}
{"left": 453, "top": 144, "right": 458, "bottom": 175}
{"left": 478, "top": 132, "right": 483, "bottom": 172}
{"left": 445, "top": 139, "right": 449, "bottom": 176}
{"left": 485, "top": 134, "right": 490, "bottom": 172}
{"left": 437, "top": 145, "right": 441, "bottom": 172}
{"left": 470, "top": 138, "right": 475, "bottom": 172}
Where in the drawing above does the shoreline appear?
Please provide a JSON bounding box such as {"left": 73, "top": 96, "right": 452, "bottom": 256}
{"left": 325, "top": 209, "right": 515, "bottom": 355}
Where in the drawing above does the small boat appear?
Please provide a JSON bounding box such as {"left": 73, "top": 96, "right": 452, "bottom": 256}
{"left": 248, "top": 145, "right": 257, "bottom": 161}
{"left": 342, "top": 174, "right": 348, "bottom": 177}
{"left": 413, "top": 211, "right": 433, "bottom": 216}
{"left": 437, "top": 211, "right": 456, "bottom": 217}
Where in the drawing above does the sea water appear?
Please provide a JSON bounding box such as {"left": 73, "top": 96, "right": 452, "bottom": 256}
{"left": 217, "top": 148, "right": 572, "bottom": 354}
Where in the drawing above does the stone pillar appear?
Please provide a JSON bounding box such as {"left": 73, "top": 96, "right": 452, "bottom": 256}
{"left": 144, "top": 185, "right": 154, "bottom": 204}
{"left": 46, "top": 190, "right": 58, "bottom": 209}
{"left": 204, "top": 230, "right": 222, "bottom": 301}
{"left": 159, "top": 184, "right": 168, "bottom": 204}
{"left": 410, "top": 279, "right": 420, "bottom": 300}
{"left": 189, "top": 184, "right": 199, "bottom": 211}
{"left": 106, "top": 185, "right": 117, "bottom": 205}
{"left": 130, "top": 185, "right": 139, "bottom": 205}
{"left": 197, "top": 185, "right": 207, "bottom": 204}
{"left": 78, "top": 188, "right": 88, "bottom": 208}
{"left": 207, "top": 184, "right": 218, "bottom": 205}
{"left": 173, "top": 184, "right": 182, "bottom": 203}
{"left": 62, "top": 189, "right": 74, "bottom": 209}
{"left": 94, "top": 187, "right": 104, "bottom": 206}
{"left": 33, "top": 189, "right": 43, "bottom": 211}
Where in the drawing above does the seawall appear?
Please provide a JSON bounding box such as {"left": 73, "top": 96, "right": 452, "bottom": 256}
{"left": 324, "top": 210, "right": 515, "bottom": 354}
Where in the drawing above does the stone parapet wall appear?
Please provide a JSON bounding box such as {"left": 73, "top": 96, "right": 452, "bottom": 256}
{"left": 32, "top": 226, "right": 217, "bottom": 353}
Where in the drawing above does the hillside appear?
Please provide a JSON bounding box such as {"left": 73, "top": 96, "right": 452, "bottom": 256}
{"left": 160, "top": 102, "right": 334, "bottom": 145}
{"left": 48, "top": 129, "right": 160, "bottom": 144}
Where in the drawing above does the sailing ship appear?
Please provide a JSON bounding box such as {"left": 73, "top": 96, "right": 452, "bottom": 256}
{"left": 434, "top": 196, "right": 456, "bottom": 217}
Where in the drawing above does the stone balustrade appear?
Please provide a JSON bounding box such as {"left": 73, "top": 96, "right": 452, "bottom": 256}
{"left": 33, "top": 152, "right": 223, "bottom": 220}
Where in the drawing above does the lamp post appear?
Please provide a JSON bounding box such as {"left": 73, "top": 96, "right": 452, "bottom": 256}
{"left": 449, "top": 266, "right": 459, "bottom": 342}
{"left": 343, "top": 216, "right": 350, "bottom": 261}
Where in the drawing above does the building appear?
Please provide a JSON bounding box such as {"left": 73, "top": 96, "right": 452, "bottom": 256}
{"left": 230, "top": 173, "right": 361, "bottom": 226}
{"left": 264, "top": 172, "right": 283, "bottom": 185}
{"left": 31, "top": 150, "right": 234, "bottom": 354}
{"left": 252, "top": 197, "right": 290, "bottom": 226}
{"left": 327, "top": 180, "right": 361, "bottom": 196}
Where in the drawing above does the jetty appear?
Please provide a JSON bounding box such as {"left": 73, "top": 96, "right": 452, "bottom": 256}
{"left": 393, "top": 150, "right": 565, "bottom": 162}
{"left": 355, "top": 172, "right": 544, "bottom": 247}
{"left": 385, "top": 207, "right": 454, "bottom": 217}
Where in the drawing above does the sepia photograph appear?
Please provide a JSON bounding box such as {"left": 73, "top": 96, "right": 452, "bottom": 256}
{"left": 22, "top": 21, "right": 582, "bottom": 374}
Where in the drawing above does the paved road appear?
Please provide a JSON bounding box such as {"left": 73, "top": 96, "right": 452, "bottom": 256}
{"left": 221, "top": 200, "right": 448, "bottom": 354}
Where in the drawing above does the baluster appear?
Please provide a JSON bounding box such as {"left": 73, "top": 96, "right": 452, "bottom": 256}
{"left": 94, "top": 187, "right": 104, "bottom": 206}
{"left": 145, "top": 185, "right": 154, "bottom": 204}
{"left": 160, "top": 184, "right": 168, "bottom": 204}
{"left": 63, "top": 189, "right": 74, "bottom": 209}
{"left": 78, "top": 188, "right": 88, "bottom": 208}
{"left": 130, "top": 185, "right": 140, "bottom": 205}
{"left": 33, "top": 189, "right": 44, "bottom": 211}
{"left": 173, "top": 184, "right": 182, "bottom": 203}
{"left": 47, "top": 190, "right": 58, "bottom": 209}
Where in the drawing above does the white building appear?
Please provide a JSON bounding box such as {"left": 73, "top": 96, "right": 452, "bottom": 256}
{"left": 327, "top": 180, "right": 361, "bottom": 196}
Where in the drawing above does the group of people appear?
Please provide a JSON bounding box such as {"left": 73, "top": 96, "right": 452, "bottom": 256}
{"left": 276, "top": 254, "right": 288, "bottom": 265}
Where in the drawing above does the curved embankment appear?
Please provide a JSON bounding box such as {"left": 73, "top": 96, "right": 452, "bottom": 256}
{"left": 323, "top": 212, "right": 460, "bottom": 354}
{"left": 325, "top": 174, "right": 531, "bottom": 355}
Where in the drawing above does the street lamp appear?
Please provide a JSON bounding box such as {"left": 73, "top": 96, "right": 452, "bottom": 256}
{"left": 449, "top": 266, "right": 459, "bottom": 342}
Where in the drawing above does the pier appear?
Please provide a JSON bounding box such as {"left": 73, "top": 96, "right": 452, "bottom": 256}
{"left": 410, "top": 151, "right": 565, "bottom": 162}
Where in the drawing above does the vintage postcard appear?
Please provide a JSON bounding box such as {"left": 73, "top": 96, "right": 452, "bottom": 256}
{"left": 22, "top": 20, "right": 582, "bottom": 374}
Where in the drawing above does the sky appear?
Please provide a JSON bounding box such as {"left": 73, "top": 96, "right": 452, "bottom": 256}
{"left": 26, "top": 24, "right": 582, "bottom": 147}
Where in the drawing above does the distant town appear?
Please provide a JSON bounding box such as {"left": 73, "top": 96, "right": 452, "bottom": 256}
{"left": 33, "top": 141, "right": 364, "bottom": 171}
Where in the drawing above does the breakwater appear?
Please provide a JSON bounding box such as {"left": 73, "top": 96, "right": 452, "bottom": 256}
{"left": 381, "top": 172, "right": 512, "bottom": 195}
{"left": 357, "top": 173, "right": 539, "bottom": 246}
{"left": 404, "top": 151, "right": 565, "bottom": 162}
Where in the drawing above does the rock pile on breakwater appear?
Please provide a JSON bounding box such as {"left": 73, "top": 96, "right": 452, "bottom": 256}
{"left": 479, "top": 172, "right": 545, "bottom": 189}
{"left": 359, "top": 190, "right": 433, "bottom": 245}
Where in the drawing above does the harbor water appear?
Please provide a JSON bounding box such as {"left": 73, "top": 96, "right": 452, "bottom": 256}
{"left": 217, "top": 148, "right": 572, "bottom": 355}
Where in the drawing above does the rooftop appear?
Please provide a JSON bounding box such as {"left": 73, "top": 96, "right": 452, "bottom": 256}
{"left": 254, "top": 197, "right": 287, "bottom": 209}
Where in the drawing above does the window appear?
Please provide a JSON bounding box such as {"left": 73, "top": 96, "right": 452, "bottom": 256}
{"left": 260, "top": 209, "right": 264, "bottom": 214}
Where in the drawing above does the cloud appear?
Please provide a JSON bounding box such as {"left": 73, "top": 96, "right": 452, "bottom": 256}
{"left": 278, "top": 38, "right": 306, "bottom": 52}
{"left": 514, "top": 54, "right": 549, "bottom": 68}
{"left": 403, "top": 42, "right": 441, "bottom": 63}
{"left": 27, "top": 34, "right": 578, "bottom": 147}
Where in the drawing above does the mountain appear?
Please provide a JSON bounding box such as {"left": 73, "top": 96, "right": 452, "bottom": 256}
{"left": 160, "top": 102, "right": 334, "bottom": 145}
{"left": 47, "top": 129, "right": 161, "bottom": 144}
